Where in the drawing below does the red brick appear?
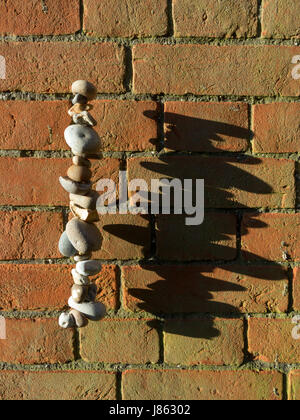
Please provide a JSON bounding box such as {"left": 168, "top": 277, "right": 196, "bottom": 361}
{"left": 133, "top": 44, "right": 300, "bottom": 96}
{"left": 156, "top": 214, "right": 237, "bottom": 261}
{"left": 0, "top": 264, "right": 118, "bottom": 311}
{"left": 0, "top": 42, "right": 124, "bottom": 93}
{"left": 249, "top": 318, "right": 300, "bottom": 363}
{"left": 293, "top": 267, "right": 300, "bottom": 311}
{"left": 288, "top": 371, "right": 300, "bottom": 400}
{"left": 253, "top": 103, "right": 300, "bottom": 153}
{"left": 91, "top": 158, "right": 121, "bottom": 192}
{"left": 0, "top": 370, "right": 116, "bottom": 400}
{"left": 122, "top": 264, "right": 289, "bottom": 314}
{"left": 122, "top": 369, "right": 283, "bottom": 400}
{"left": 0, "top": 101, "right": 69, "bottom": 151}
{"left": 242, "top": 213, "right": 300, "bottom": 262}
{"left": 164, "top": 102, "right": 250, "bottom": 152}
{"left": 0, "top": 0, "right": 80, "bottom": 36}
{"left": 84, "top": 0, "right": 168, "bottom": 37}
{"left": 81, "top": 318, "right": 160, "bottom": 364}
{"left": 173, "top": 0, "right": 258, "bottom": 38}
{"left": 0, "top": 318, "right": 74, "bottom": 364}
{"left": 0, "top": 211, "right": 63, "bottom": 260}
{"left": 127, "top": 156, "right": 295, "bottom": 209}
{"left": 94, "top": 214, "right": 151, "bottom": 260}
{"left": 262, "top": 0, "right": 300, "bottom": 39}
{"left": 164, "top": 318, "right": 244, "bottom": 366}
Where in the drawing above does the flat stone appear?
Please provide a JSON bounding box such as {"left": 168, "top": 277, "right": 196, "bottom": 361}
{"left": 64, "top": 125, "right": 101, "bottom": 155}
{"left": 58, "top": 231, "right": 77, "bottom": 257}
{"left": 66, "top": 218, "right": 102, "bottom": 255}
{"left": 74, "top": 253, "right": 92, "bottom": 262}
{"left": 72, "top": 80, "right": 97, "bottom": 101}
{"left": 71, "top": 284, "right": 88, "bottom": 303}
{"left": 69, "top": 309, "right": 89, "bottom": 328}
{"left": 72, "top": 156, "right": 91, "bottom": 168}
{"left": 59, "top": 176, "right": 91, "bottom": 195}
{"left": 70, "top": 202, "right": 99, "bottom": 223}
{"left": 59, "top": 312, "right": 75, "bottom": 329}
{"left": 68, "top": 297, "right": 106, "bottom": 321}
{"left": 76, "top": 260, "right": 102, "bottom": 276}
{"left": 71, "top": 269, "right": 90, "bottom": 286}
{"left": 69, "top": 191, "right": 99, "bottom": 210}
{"left": 67, "top": 165, "right": 92, "bottom": 183}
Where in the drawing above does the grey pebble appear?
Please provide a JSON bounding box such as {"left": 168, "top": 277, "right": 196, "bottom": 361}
{"left": 59, "top": 176, "right": 91, "bottom": 195}
{"left": 58, "top": 231, "right": 77, "bottom": 257}
{"left": 68, "top": 297, "right": 106, "bottom": 321}
{"left": 66, "top": 218, "right": 102, "bottom": 255}
{"left": 59, "top": 312, "right": 75, "bottom": 329}
{"left": 72, "top": 269, "right": 90, "bottom": 286}
{"left": 64, "top": 125, "right": 101, "bottom": 156}
{"left": 76, "top": 260, "right": 102, "bottom": 276}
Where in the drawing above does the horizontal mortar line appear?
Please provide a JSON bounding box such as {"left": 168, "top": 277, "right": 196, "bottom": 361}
{"left": 0, "top": 206, "right": 66, "bottom": 212}
{"left": 0, "top": 34, "right": 298, "bottom": 46}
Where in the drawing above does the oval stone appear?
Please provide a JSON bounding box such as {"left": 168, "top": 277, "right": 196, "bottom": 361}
{"left": 66, "top": 218, "right": 102, "bottom": 255}
{"left": 76, "top": 260, "right": 102, "bottom": 276}
{"left": 72, "top": 80, "right": 97, "bottom": 101}
{"left": 71, "top": 284, "right": 88, "bottom": 303}
{"left": 59, "top": 312, "right": 75, "bottom": 329}
{"left": 69, "top": 191, "right": 99, "bottom": 210}
{"left": 71, "top": 269, "right": 90, "bottom": 286}
{"left": 69, "top": 309, "right": 88, "bottom": 328}
{"left": 67, "top": 165, "right": 92, "bottom": 183}
{"left": 68, "top": 297, "right": 106, "bottom": 321}
{"left": 59, "top": 176, "right": 91, "bottom": 195}
{"left": 59, "top": 231, "right": 77, "bottom": 257}
{"left": 64, "top": 125, "right": 101, "bottom": 155}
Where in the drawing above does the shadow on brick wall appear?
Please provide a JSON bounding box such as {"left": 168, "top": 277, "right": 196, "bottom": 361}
{"left": 102, "top": 111, "right": 287, "bottom": 339}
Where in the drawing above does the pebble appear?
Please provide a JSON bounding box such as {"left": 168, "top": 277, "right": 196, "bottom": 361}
{"left": 71, "top": 284, "right": 88, "bottom": 304}
{"left": 70, "top": 201, "right": 99, "bottom": 223}
{"left": 66, "top": 218, "right": 102, "bottom": 255}
{"left": 71, "top": 268, "right": 90, "bottom": 286}
{"left": 86, "top": 283, "right": 98, "bottom": 302}
{"left": 68, "top": 297, "right": 106, "bottom": 321}
{"left": 67, "top": 165, "right": 92, "bottom": 183}
{"left": 76, "top": 260, "right": 102, "bottom": 276}
{"left": 72, "top": 80, "right": 97, "bottom": 101}
{"left": 69, "top": 191, "right": 98, "bottom": 210}
{"left": 59, "top": 176, "right": 91, "bottom": 195}
{"left": 69, "top": 309, "right": 88, "bottom": 328}
{"left": 64, "top": 125, "right": 101, "bottom": 155}
{"left": 72, "top": 93, "right": 88, "bottom": 105}
{"left": 72, "top": 156, "right": 91, "bottom": 168}
{"left": 59, "top": 312, "right": 75, "bottom": 329}
{"left": 74, "top": 253, "right": 92, "bottom": 262}
{"left": 58, "top": 231, "right": 77, "bottom": 257}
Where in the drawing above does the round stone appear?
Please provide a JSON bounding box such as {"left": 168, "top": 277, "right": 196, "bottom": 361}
{"left": 59, "top": 312, "right": 75, "bottom": 329}
{"left": 72, "top": 156, "right": 91, "bottom": 168}
{"left": 58, "top": 231, "right": 77, "bottom": 257}
{"left": 76, "top": 260, "right": 102, "bottom": 276}
{"left": 68, "top": 297, "right": 106, "bottom": 321}
{"left": 72, "top": 80, "right": 97, "bottom": 101}
{"left": 59, "top": 176, "right": 91, "bottom": 195}
{"left": 69, "top": 309, "right": 88, "bottom": 328}
{"left": 70, "top": 202, "right": 99, "bottom": 223}
{"left": 64, "top": 125, "right": 101, "bottom": 155}
{"left": 67, "top": 165, "right": 92, "bottom": 183}
{"left": 71, "top": 284, "right": 88, "bottom": 303}
{"left": 69, "top": 191, "right": 99, "bottom": 210}
{"left": 71, "top": 269, "right": 90, "bottom": 286}
{"left": 66, "top": 218, "right": 102, "bottom": 255}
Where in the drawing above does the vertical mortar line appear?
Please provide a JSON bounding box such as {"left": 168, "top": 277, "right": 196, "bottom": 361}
{"left": 158, "top": 319, "right": 165, "bottom": 364}
{"left": 167, "top": 0, "right": 175, "bottom": 37}
{"left": 79, "top": 0, "right": 84, "bottom": 33}
{"left": 248, "top": 103, "right": 254, "bottom": 154}
{"left": 117, "top": 264, "right": 123, "bottom": 312}
{"left": 124, "top": 45, "right": 133, "bottom": 93}
{"left": 116, "top": 371, "right": 123, "bottom": 400}
{"left": 242, "top": 315, "right": 251, "bottom": 364}
{"left": 257, "top": 0, "right": 263, "bottom": 38}
{"left": 283, "top": 373, "right": 288, "bottom": 401}
{"left": 287, "top": 265, "right": 294, "bottom": 313}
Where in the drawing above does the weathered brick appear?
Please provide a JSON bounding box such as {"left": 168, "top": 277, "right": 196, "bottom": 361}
{"left": 248, "top": 318, "right": 300, "bottom": 363}
{"left": 173, "top": 0, "right": 258, "bottom": 38}
{"left": 242, "top": 213, "right": 300, "bottom": 262}
{"left": 164, "top": 102, "right": 250, "bottom": 152}
{"left": 0, "top": 211, "right": 63, "bottom": 260}
{"left": 84, "top": 0, "right": 168, "bottom": 37}
{"left": 0, "top": 42, "right": 124, "bottom": 93}
{"left": 164, "top": 318, "right": 244, "bottom": 366}
{"left": 122, "top": 264, "right": 289, "bottom": 314}
{"left": 91, "top": 158, "right": 121, "bottom": 193}
{"left": 0, "top": 318, "right": 74, "bottom": 364}
{"left": 80, "top": 319, "right": 160, "bottom": 364}
{"left": 253, "top": 103, "right": 300, "bottom": 153}
{"left": 262, "top": 0, "right": 300, "bottom": 39}
{"left": 133, "top": 44, "right": 300, "bottom": 96}
{"left": 156, "top": 214, "right": 237, "bottom": 261}
{"left": 94, "top": 214, "right": 151, "bottom": 260}
{"left": 0, "top": 371, "right": 116, "bottom": 400}
{"left": 0, "top": 264, "right": 118, "bottom": 311}
{"left": 0, "top": 0, "right": 80, "bottom": 36}
{"left": 288, "top": 371, "right": 300, "bottom": 400}
{"left": 122, "top": 369, "right": 283, "bottom": 400}
{"left": 127, "top": 156, "right": 295, "bottom": 209}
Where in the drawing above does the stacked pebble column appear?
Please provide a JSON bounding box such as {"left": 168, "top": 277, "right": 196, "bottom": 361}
{"left": 58, "top": 80, "right": 106, "bottom": 329}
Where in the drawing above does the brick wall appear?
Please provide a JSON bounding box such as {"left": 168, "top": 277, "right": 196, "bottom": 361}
{"left": 0, "top": 0, "right": 299, "bottom": 401}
